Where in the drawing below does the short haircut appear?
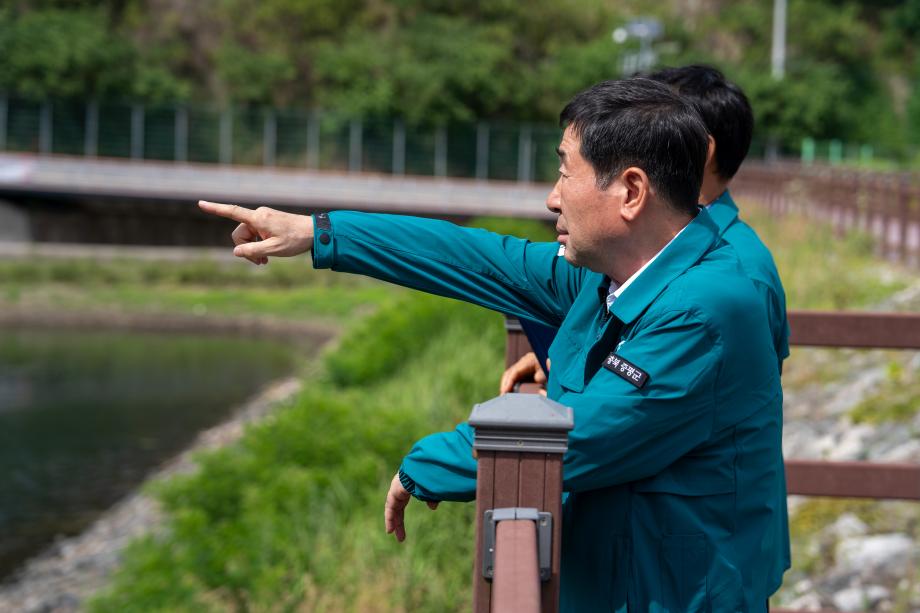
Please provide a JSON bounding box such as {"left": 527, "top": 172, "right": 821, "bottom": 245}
{"left": 559, "top": 77, "right": 708, "bottom": 216}
{"left": 648, "top": 64, "right": 753, "bottom": 180}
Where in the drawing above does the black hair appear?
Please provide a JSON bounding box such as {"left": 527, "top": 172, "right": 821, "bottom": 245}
{"left": 648, "top": 64, "right": 753, "bottom": 180}
{"left": 559, "top": 77, "right": 708, "bottom": 216}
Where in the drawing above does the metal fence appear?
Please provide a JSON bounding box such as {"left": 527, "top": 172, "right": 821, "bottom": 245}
{"left": 0, "top": 96, "right": 564, "bottom": 183}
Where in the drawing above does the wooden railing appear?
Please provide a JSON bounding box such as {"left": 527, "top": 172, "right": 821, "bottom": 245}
{"left": 468, "top": 394, "right": 572, "bottom": 613}
{"left": 774, "top": 311, "right": 920, "bottom": 613}
{"left": 499, "top": 309, "right": 920, "bottom": 613}
{"left": 734, "top": 163, "right": 920, "bottom": 267}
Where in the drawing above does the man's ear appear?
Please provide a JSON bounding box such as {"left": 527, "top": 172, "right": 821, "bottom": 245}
{"left": 619, "top": 167, "right": 651, "bottom": 222}
{"left": 705, "top": 135, "right": 718, "bottom": 174}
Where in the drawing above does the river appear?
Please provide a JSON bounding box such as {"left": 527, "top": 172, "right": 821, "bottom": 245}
{"left": 0, "top": 327, "right": 301, "bottom": 580}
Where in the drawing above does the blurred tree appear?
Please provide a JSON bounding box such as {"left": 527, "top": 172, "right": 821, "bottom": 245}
{"left": 0, "top": 0, "right": 917, "bottom": 158}
{"left": 313, "top": 15, "right": 516, "bottom": 124}
{"left": 0, "top": 7, "right": 135, "bottom": 98}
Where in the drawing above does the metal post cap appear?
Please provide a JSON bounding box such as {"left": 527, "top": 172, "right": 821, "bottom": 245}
{"left": 469, "top": 393, "right": 573, "bottom": 431}
{"left": 469, "top": 393, "right": 573, "bottom": 454}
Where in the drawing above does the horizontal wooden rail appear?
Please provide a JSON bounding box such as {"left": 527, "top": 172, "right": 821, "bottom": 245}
{"left": 492, "top": 520, "right": 541, "bottom": 613}
{"left": 786, "top": 459, "right": 920, "bottom": 500}
{"left": 788, "top": 310, "right": 920, "bottom": 349}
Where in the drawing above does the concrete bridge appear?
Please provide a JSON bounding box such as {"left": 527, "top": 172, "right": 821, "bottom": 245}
{"left": 0, "top": 153, "right": 554, "bottom": 220}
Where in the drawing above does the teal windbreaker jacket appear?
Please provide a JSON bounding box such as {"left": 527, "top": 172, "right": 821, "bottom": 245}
{"left": 709, "top": 190, "right": 790, "bottom": 369}
{"left": 311, "top": 207, "right": 787, "bottom": 612}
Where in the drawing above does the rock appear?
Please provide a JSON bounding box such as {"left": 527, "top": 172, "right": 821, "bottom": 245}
{"left": 832, "top": 585, "right": 891, "bottom": 611}
{"left": 824, "top": 513, "right": 868, "bottom": 540}
{"left": 828, "top": 423, "right": 877, "bottom": 460}
{"left": 835, "top": 533, "right": 916, "bottom": 578}
{"left": 784, "top": 591, "right": 825, "bottom": 611}
{"left": 879, "top": 439, "right": 920, "bottom": 462}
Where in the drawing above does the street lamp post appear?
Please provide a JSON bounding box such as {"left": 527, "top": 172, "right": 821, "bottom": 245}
{"left": 612, "top": 18, "right": 663, "bottom": 76}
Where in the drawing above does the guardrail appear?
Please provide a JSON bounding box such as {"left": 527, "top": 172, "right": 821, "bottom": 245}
{"left": 503, "top": 309, "right": 920, "bottom": 613}
{"left": 734, "top": 163, "right": 920, "bottom": 267}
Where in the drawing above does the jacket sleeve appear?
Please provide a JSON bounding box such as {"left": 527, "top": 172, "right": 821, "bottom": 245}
{"left": 399, "top": 422, "right": 477, "bottom": 502}
{"left": 311, "top": 211, "right": 584, "bottom": 325}
{"left": 561, "top": 308, "right": 722, "bottom": 492}
{"left": 766, "top": 283, "right": 791, "bottom": 369}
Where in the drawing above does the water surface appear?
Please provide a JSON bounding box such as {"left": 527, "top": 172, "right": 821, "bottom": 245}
{"left": 0, "top": 328, "right": 300, "bottom": 580}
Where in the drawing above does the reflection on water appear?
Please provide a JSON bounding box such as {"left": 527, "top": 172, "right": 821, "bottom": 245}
{"left": 0, "top": 328, "right": 299, "bottom": 580}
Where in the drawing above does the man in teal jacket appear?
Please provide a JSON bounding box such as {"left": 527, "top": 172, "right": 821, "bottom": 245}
{"left": 654, "top": 65, "right": 789, "bottom": 368}
{"left": 199, "top": 77, "right": 787, "bottom": 611}
{"left": 503, "top": 65, "right": 788, "bottom": 388}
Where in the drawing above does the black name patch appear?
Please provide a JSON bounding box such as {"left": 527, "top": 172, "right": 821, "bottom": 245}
{"left": 602, "top": 353, "right": 649, "bottom": 388}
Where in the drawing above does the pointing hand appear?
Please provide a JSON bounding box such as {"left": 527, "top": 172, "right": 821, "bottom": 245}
{"left": 198, "top": 201, "right": 315, "bottom": 264}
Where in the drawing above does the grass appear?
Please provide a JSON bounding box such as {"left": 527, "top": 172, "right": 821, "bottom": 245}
{"left": 740, "top": 202, "right": 919, "bottom": 418}
{"left": 0, "top": 255, "right": 398, "bottom": 324}
{"left": 88, "top": 293, "right": 505, "bottom": 613}
{"left": 0, "top": 216, "right": 553, "bottom": 324}
{"left": 848, "top": 358, "right": 920, "bottom": 424}
{"left": 739, "top": 204, "right": 909, "bottom": 310}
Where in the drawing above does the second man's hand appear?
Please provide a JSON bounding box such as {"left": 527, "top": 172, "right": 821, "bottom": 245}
{"left": 198, "top": 201, "right": 315, "bottom": 264}
{"left": 499, "top": 351, "right": 548, "bottom": 396}
{"left": 384, "top": 473, "right": 438, "bottom": 543}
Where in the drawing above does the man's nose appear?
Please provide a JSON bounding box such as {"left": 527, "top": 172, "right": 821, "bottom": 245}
{"left": 546, "top": 180, "right": 561, "bottom": 213}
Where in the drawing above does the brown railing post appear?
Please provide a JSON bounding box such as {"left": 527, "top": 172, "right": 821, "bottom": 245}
{"left": 469, "top": 394, "right": 574, "bottom": 613}
{"left": 898, "top": 172, "right": 910, "bottom": 264}
{"left": 504, "top": 317, "right": 533, "bottom": 368}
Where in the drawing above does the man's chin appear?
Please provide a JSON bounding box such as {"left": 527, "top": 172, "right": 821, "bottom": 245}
{"left": 561, "top": 247, "right": 580, "bottom": 267}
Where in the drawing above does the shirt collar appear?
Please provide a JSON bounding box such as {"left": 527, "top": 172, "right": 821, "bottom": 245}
{"left": 705, "top": 189, "right": 739, "bottom": 237}
{"left": 607, "top": 207, "right": 721, "bottom": 324}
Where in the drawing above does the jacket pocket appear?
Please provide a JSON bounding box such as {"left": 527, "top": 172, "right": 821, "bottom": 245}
{"left": 658, "top": 534, "right": 708, "bottom": 613}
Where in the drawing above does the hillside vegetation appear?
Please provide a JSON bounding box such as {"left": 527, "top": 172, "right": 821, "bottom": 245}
{"left": 2, "top": 0, "right": 920, "bottom": 157}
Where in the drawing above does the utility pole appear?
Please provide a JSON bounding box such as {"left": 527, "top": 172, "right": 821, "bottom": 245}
{"left": 767, "top": 0, "right": 787, "bottom": 161}
{"left": 771, "top": 0, "right": 787, "bottom": 80}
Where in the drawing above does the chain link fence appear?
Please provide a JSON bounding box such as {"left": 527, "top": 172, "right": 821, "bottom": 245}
{"left": 0, "top": 96, "right": 566, "bottom": 183}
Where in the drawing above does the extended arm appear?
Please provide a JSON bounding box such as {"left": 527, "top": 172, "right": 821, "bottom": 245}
{"left": 197, "top": 201, "right": 585, "bottom": 325}
{"left": 311, "top": 210, "right": 583, "bottom": 325}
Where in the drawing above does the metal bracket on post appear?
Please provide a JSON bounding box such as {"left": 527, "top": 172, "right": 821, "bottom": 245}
{"left": 482, "top": 507, "right": 553, "bottom": 582}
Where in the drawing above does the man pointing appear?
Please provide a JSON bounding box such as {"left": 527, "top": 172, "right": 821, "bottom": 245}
{"left": 200, "top": 77, "right": 787, "bottom": 612}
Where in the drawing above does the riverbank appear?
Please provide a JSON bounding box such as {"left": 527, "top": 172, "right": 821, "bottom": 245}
{"left": 0, "top": 306, "right": 336, "bottom": 342}
{"left": 0, "top": 376, "right": 304, "bottom": 612}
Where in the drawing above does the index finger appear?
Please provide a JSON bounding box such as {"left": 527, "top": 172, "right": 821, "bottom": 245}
{"left": 198, "top": 200, "right": 255, "bottom": 223}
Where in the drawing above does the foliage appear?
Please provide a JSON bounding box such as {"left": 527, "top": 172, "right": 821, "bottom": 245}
{"left": 88, "top": 291, "right": 505, "bottom": 612}
{"left": 848, "top": 360, "right": 920, "bottom": 425}
{"left": 0, "top": 7, "right": 136, "bottom": 99}
{"left": 741, "top": 205, "right": 908, "bottom": 310}
{"left": 0, "top": 255, "right": 397, "bottom": 323}
{"left": 5, "top": 0, "right": 920, "bottom": 156}
{"left": 467, "top": 216, "right": 556, "bottom": 242}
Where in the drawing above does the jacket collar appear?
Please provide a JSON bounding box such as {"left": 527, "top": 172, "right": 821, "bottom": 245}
{"left": 608, "top": 207, "right": 721, "bottom": 325}
{"left": 706, "top": 189, "right": 739, "bottom": 237}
